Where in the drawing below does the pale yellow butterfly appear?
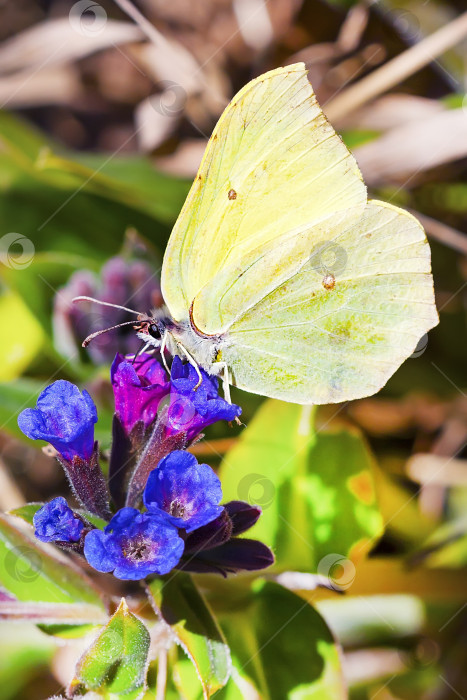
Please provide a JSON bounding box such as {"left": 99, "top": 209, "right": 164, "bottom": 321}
{"left": 78, "top": 63, "right": 438, "bottom": 405}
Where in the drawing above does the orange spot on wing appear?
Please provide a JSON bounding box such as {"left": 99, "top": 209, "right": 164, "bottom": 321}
{"left": 347, "top": 471, "right": 375, "bottom": 504}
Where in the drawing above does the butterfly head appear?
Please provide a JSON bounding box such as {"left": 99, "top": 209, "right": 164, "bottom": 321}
{"left": 136, "top": 317, "right": 167, "bottom": 348}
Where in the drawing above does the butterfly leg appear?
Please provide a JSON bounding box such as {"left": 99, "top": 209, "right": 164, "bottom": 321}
{"left": 211, "top": 362, "right": 231, "bottom": 403}
{"left": 132, "top": 340, "right": 152, "bottom": 364}
{"left": 174, "top": 341, "right": 203, "bottom": 389}
{"left": 160, "top": 330, "right": 171, "bottom": 375}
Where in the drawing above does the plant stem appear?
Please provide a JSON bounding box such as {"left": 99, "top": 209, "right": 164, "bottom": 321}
{"left": 325, "top": 11, "right": 467, "bottom": 122}
{"left": 155, "top": 649, "right": 167, "bottom": 700}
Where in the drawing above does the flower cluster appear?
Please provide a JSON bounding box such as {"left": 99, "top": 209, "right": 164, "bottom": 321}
{"left": 111, "top": 353, "right": 241, "bottom": 442}
{"left": 18, "top": 354, "right": 273, "bottom": 580}
{"left": 54, "top": 256, "right": 162, "bottom": 363}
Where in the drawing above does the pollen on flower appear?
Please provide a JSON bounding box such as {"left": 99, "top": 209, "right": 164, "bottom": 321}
{"left": 169, "top": 499, "right": 187, "bottom": 519}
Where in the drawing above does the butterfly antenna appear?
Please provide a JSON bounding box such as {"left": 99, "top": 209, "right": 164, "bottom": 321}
{"left": 73, "top": 296, "right": 142, "bottom": 316}
{"left": 82, "top": 321, "right": 141, "bottom": 347}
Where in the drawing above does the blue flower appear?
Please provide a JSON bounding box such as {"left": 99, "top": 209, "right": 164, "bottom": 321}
{"left": 18, "top": 380, "right": 97, "bottom": 462}
{"left": 166, "top": 357, "right": 241, "bottom": 441}
{"left": 144, "top": 450, "right": 224, "bottom": 532}
{"left": 33, "top": 497, "right": 84, "bottom": 543}
{"left": 111, "top": 353, "right": 170, "bottom": 434}
{"left": 83, "top": 508, "right": 184, "bottom": 580}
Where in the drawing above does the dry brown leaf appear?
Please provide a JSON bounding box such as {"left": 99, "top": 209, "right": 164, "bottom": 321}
{"left": 0, "top": 65, "right": 82, "bottom": 108}
{"left": 155, "top": 139, "right": 207, "bottom": 176}
{"left": 407, "top": 453, "right": 467, "bottom": 486}
{"left": 0, "top": 18, "right": 143, "bottom": 75}
{"left": 338, "top": 93, "right": 446, "bottom": 131}
{"left": 354, "top": 108, "right": 467, "bottom": 185}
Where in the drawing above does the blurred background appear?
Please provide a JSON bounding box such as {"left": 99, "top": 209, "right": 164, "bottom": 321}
{"left": 0, "top": 0, "right": 466, "bottom": 698}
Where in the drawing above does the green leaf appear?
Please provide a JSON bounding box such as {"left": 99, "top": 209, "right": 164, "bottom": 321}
{"left": 0, "top": 513, "right": 105, "bottom": 609}
{"left": 220, "top": 581, "right": 346, "bottom": 700}
{"left": 341, "top": 129, "right": 381, "bottom": 150}
{"left": 219, "top": 400, "right": 383, "bottom": 572}
{"left": 0, "top": 290, "right": 46, "bottom": 380}
{"left": 70, "top": 598, "right": 151, "bottom": 698}
{"left": 0, "top": 622, "right": 56, "bottom": 700}
{"left": 46, "top": 151, "right": 190, "bottom": 224}
{"left": 147, "top": 572, "right": 231, "bottom": 698}
{"left": 0, "top": 250, "right": 99, "bottom": 339}
{"left": 8, "top": 503, "right": 44, "bottom": 526}
{"left": 0, "top": 110, "right": 189, "bottom": 225}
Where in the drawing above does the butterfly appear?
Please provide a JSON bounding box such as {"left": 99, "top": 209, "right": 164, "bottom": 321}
{"left": 76, "top": 63, "right": 438, "bottom": 405}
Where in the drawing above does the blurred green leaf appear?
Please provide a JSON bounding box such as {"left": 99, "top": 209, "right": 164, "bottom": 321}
{"left": 61, "top": 152, "right": 190, "bottom": 224}
{"left": 0, "top": 110, "right": 189, "bottom": 223}
{"left": 0, "top": 112, "right": 186, "bottom": 285}
{"left": 219, "top": 400, "right": 383, "bottom": 571}
{"left": 0, "top": 290, "right": 45, "bottom": 380}
{"left": 412, "top": 517, "right": 467, "bottom": 568}
{"left": 341, "top": 129, "right": 381, "bottom": 150}
{"left": 0, "top": 623, "right": 56, "bottom": 700}
{"left": 70, "top": 598, "right": 150, "bottom": 698}
{"left": 220, "top": 580, "right": 346, "bottom": 700}
{"left": 147, "top": 572, "right": 231, "bottom": 698}
{"left": 1, "top": 250, "right": 98, "bottom": 337}
{"left": 317, "top": 595, "right": 425, "bottom": 647}
{"left": 0, "top": 513, "right": 105, "bottom": 609}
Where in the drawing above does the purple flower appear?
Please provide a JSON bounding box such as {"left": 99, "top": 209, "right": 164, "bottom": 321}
{"left": 18, "top": 380, "right": 97, "bottom": 462}
{"left": 83, "top": 508, "right": 184, "bottom": 580}
{"left": 180, "top": 501, "right": 274, "bottom": 576}
{"left": 166, "top": 357, "right": 241, "bottom": 441}
{"left": 144, "top": 451, "right": 224, "bottom": 532}
{"left": 111, "top": 353, "right": 170, "bottom": 434}
{"left": 33, "top": 497, "right": 84, "bottom": 543}
{"left": 55, "top": 256, "right": 162, "bottom": 363}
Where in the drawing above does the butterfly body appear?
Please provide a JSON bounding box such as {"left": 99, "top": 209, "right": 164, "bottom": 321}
{"left": 137, "top": 311, "right": 227, "bottom": 374}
